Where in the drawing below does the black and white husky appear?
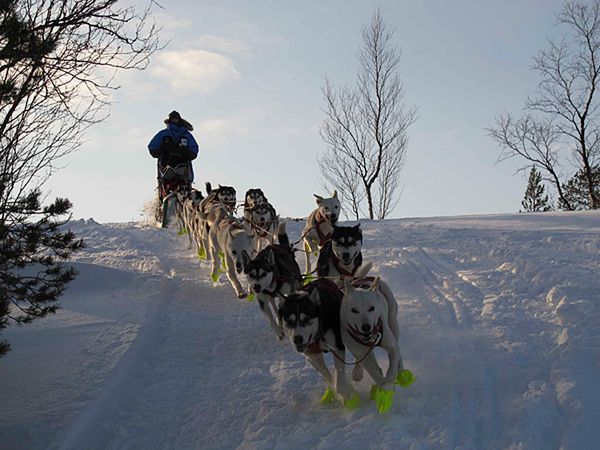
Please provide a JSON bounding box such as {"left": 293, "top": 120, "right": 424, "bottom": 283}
{"left": 242, "top": 222, "right": 301, "bottom": 339}
{"left": 247, "top": 202, "right": 279, "bottom": 252}
{"left": 242, "top": 188, "right": 268, "bottom": 222}
{"left": 317, "top": 224, "right": 371, "bottom": 283}
{"left": 302, "top": 191, "right": 341, "bottom": 274}
{"left": 204, "top": 182, "right": 237, "bottom": 212}
{"left": 278, "top": 279, "right": 356, "bottom": 405}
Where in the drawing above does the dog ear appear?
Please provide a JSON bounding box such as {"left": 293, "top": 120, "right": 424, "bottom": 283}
{"left": 309, "top": 288, "right": 321, "bottom": 305}
{"left": 368, "top": 276, "right": 380, "bottom": 292}
{"left": 354, "top": 223, "right": 361, "bottom": 230}
{"left": 313, "top": 194, "right": 323, "bottom": 204}
{"left": 332, "top": 190, "right": 338, "bottom": 199}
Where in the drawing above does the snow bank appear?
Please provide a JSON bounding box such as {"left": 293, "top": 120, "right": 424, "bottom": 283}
{"left": 1, "top": 211, "right": 599, "bottom": 449}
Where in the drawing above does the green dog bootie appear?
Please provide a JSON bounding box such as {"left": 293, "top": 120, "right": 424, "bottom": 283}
{"left": 370, "top": 384, "right": 379, "bottom": 400}
{"left": 211, "top": 272, "right": 220, "bottom": 282}
{"left": 375, "top": 388, "right": 394, "bottom": 414}
{"left": 395, "top": 369, "right": 416, "bottom": 388}
{"left": 344, "top": 392, "right": 361, "bottom": 409}
{"left": 247, "top": 292, "right": 256, "bottom": 302}
{"left": 320, "top": 387, "right": 336, "bottom": 405}
{"left": 197, "top": 247, "right": 206, "bottom": 260}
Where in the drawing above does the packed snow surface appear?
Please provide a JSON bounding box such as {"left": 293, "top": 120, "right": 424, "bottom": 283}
{"left": 1, "top": 211, "right": 599, "bottom": 449}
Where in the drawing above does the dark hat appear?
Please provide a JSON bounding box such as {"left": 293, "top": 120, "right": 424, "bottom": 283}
{"left": 164, "top": 110, "right": 193, "bottom": 130}
{"left": 164, "top": 110, "right": 181, "bottom": 124}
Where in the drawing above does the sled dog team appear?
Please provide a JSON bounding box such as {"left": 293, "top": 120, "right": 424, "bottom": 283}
{"left": 173, "top": 183, "right": 415, "bottom": 414}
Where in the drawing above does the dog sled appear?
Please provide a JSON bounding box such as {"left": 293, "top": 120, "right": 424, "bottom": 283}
{"left": 156, "top": 163, "right": 190, "bottom": 228}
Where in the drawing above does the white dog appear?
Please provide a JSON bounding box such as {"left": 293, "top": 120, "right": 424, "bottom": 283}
{"left": 341, "top": 276, "right": 412, "bottom": 414}
{"left": 208, "top": 215, "right": 256, "bottom": 298}
{"left": 302, "top": 191, "right": 341, "bottom": 275}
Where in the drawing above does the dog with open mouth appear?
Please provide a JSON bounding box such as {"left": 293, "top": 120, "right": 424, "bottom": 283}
{"left": 340, "top": 276, "right": 412, "bottom": 414}
{"left": 248, "top": 202, "right": 279, "bottom": 253}
{"left": 317, "top": 224, "right": 372, "bottom": 284}
{"left": 302, "top": 191, "right": 341, "bottom": 275}
{"left": 204, "top": 181, "right": 237, "bottom": 212}
{"left": 278, "top": 279, "right": 358, "bottom": 407}
{"left": 242, "top": 188, "right": 268, "bottom": 222}
{"left": 242, "top": 222, "right": 301, "bottom": 339}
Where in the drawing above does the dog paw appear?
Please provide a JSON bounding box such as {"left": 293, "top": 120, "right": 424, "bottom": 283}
{"left": 343, "top": 393, "right": 361, "bottom": 409}
{"left": 211, "top": 272, "right": 220, "bottom": 282}
{"left": 198, "top": 248, "right": 206, "bottom": 260}
{"left": 373, "top": 387, "right": 394, "bottom": 414}
{"left": 247, "top": 292, "right": 256, "bottom": 302}
{"left": 351, "top": 363, "right": 364, "bottom": 382}
{"left": 320, "top": 387, "right": 336, "bottom": 405}
{"left": 395, "top": 369, "right": 416, "bottom": 388}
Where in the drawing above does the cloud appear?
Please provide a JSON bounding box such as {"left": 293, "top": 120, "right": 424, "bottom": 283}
{"left": 197, "top": 118, "right": 249, "bottom": 144}
{"left": 150, "top": 49, "right": 241, "bottom": 94}
{"left": 196, "top": 35, "right": 251, "bottom": 56}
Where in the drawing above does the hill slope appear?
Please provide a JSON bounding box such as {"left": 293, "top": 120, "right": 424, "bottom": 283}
{"left": 1, "top": 212, "right": 599, "bottom": 449}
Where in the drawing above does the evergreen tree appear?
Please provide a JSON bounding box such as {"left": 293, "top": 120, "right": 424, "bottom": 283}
{"left": 521, "top": 167, "right": 552, "bottom": 212}
{"left": 1, "top": 0, "right": 158, "bottom": 357}
{"left": 558, "top": 166, "right": 600, "bottom": 210}
{"left": 0, "top": 192, "right": 84, "bottom": 357}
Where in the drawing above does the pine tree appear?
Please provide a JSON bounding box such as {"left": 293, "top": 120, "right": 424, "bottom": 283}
{"left": 1, "top": 0, "right": 158, "bottom": 357}
{"left": 558, "top": 166, "right": 600, "bottom": 210}
{"left": 0, "top": 192, "right": 84, "bottom": 357}
{"left": 521, "top": 167, "right": 552, "bottom": 212}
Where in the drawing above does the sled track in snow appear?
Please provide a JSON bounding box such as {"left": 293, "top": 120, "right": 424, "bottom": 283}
{"left": 399, "top": 246, "right": 501, "bottom": 449}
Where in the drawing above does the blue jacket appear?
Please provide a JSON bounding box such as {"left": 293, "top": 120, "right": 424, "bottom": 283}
{"left": 148, "top": 124, "right": 199, "bottom": 161}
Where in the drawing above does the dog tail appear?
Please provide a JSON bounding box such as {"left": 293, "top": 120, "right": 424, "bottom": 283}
{"left": 205, "top": 182, "right": 213, "bottom": 195}
{"left": 277, "top": 221, "right": 290, "bottom": 247}
{"left": 354, "top": 261, "right": 373, "bottom": 279}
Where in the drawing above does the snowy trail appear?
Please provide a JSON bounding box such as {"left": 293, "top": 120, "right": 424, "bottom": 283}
{"left": 2, "top": 212, "right": 600, "bottom": 449}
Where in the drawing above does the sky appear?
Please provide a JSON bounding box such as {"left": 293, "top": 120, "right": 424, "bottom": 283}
{"left": 45, "top": 0, "right": 571, "bottom": 223}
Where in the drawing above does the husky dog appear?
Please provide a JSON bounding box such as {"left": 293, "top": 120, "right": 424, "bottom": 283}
{"left": 181, "top": 188, "right": 204, "bottom": 250}
{"left": 205, "top": 182, "right": 237, "bottom": 212}
{"left": 317, "top": 224, "right": 371, "bottom": 284}
{"left": 248, "top": 202, "right": 279, "bottom": 252}
{"left": 242, "top": 222, "right": 301, "bottom": 339}
{"left": 341, "top": 277, "right": 407, "bottom": 412}
{"left": 174, "top": 185, "right": 191, "bottom": 233}
{"left": 278, "top": 279, "right": 355, "bottom": 405}
{"left": 302, "top": 191, "right": 341, "bottom": 274}
{"left": 243, "top": 188, "right": 268, "bottom": 222}
{"left": 208, "top": 215, "right": 256, "bottom": 298}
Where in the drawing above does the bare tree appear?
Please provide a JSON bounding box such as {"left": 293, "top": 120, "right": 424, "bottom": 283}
{"left": 319, "top": 10, "right": 416, "bottom": 220}
{"left": 489, "top": 0, "right": 600, "bottom": 210}
{"left": 487, "top": 114, "right": 574, "bottom": 210}
{"left": 0, "top": 0, "right": 160, "bottom": 356}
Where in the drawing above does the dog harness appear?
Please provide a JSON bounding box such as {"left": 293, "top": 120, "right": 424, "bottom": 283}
{"left": 218, "top": 217, "right": 244, "bottom": 232}
{"left": 331, "top": 253, "right": 358, "bottom": 278}
{"left": 314, "top": 211, "right": 335, "bottom": 246}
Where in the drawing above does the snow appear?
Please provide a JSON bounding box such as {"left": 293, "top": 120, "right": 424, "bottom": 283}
{"left": 1, "top": 211, "right": 599, "bottom": 449}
